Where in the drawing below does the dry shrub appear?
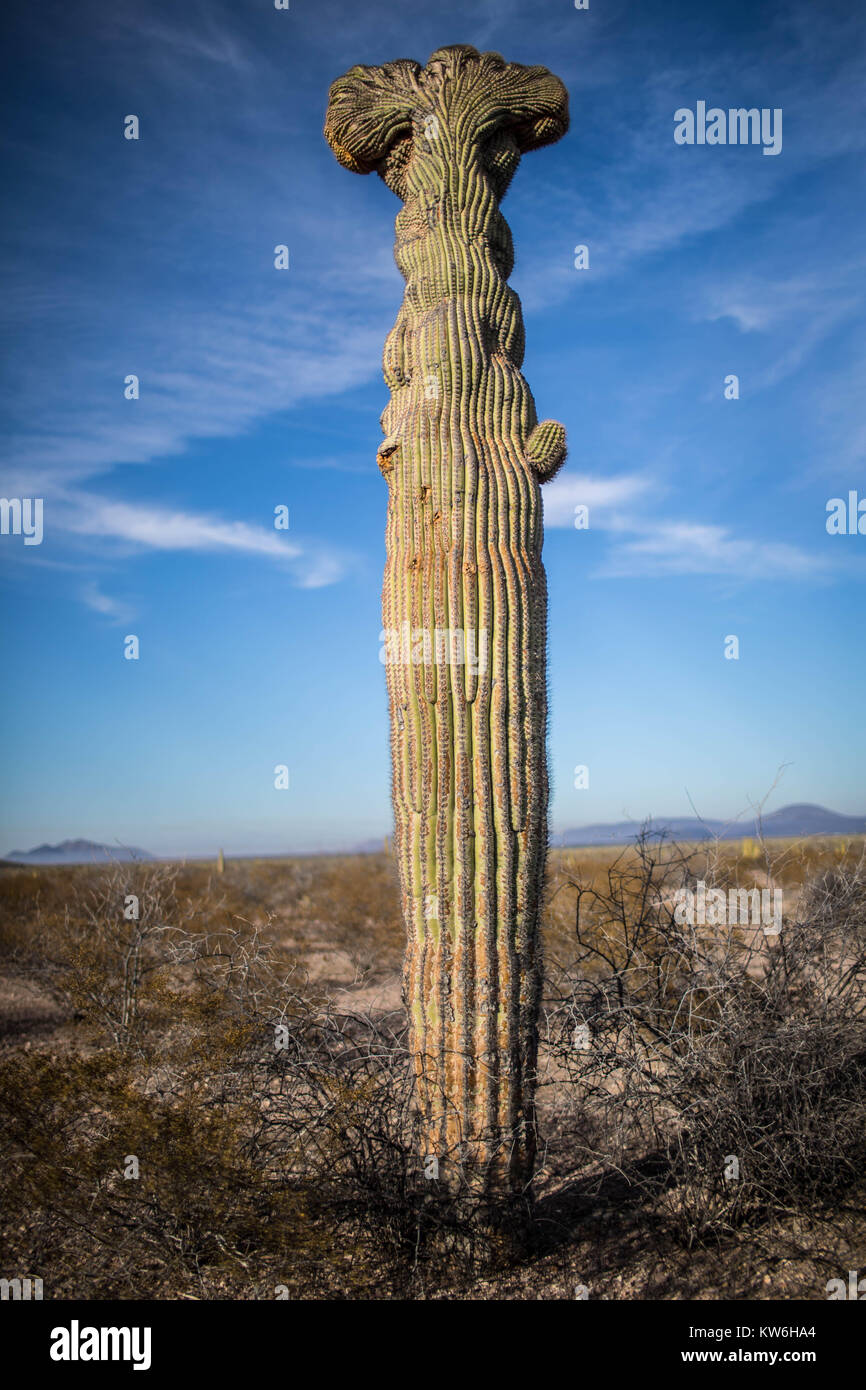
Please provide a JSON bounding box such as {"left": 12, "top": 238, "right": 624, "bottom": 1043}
{"left": 0, "top": 862, "right": 497, "bottom": 1298}
{"left": 544, "top": 835, "right": 866, "bottom": 1245}
{"left": 1, "top": 839, "right": 864, "bottom": 1297}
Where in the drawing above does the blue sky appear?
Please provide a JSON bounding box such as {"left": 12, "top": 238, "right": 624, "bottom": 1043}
{"left": 1, "top": 0, "right": 864, "bottom": 856}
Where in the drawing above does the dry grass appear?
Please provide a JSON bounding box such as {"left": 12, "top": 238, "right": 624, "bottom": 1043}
{"left": 0, "top": 835, "right": 863, "bottom": 1300}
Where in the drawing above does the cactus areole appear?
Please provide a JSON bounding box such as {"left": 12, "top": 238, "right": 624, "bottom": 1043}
{"left": 324, "top": 45, "right": 569, "bottom": 1197}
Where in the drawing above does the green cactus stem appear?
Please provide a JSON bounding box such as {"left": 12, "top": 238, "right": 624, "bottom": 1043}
{"left": 325, "top": 44, "right": 568, "bottom": 1196}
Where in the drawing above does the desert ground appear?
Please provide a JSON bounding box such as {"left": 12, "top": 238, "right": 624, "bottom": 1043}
{"left": 1, "top": 836, "right": 864, "bottom": 1300}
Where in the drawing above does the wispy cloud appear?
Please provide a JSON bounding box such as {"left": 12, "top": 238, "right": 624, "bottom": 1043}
{"left": 3, "top": 0, "right": 863, "bottom": 605}
{"left": 544, "top": 471, "right": 827, "bottom": 581}
{"left": 2, "top": 300, "right": 389, "bottom": 496}
{"left": 598, "top": 521, "right": 825, "bottom": 581}
{"left": 543, "top": 472, "right": 654, "bottom": 527}
{"left": 696, "top": 258, "right": 865, "bottom": 390}
{"left": 80, "top": 581, "right": 133, "bottom": 623}
{"left": 810, "top": 344, "right": 866, "bottom": 478}
{"left": 65, "top": 496, "right": 350, "bottom": 589}
{"left": 514, "top": 1, "right": 866, "bottom": 318}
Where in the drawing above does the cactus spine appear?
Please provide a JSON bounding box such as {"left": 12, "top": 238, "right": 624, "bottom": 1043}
{"left": 325, "top": 45, "right": 568, "bottom": 1195}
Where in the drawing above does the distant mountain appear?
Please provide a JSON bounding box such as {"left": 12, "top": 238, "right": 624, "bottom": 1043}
{"left": 557, "top": 804, "right": 866, "bottom": 849}
{"left": 350, "top": 837, "right": 392, "bottom": 855}
{"left": 556, "top": 816, "right": 715, "bottom": 847}
{"left": 6, "top": 839, "right": 153, "bottom": 865}
{"left": 7, "top": 806, "right": 863, "bottom": 863}
{"left": 756, "top": 804, "right": 866, "bottom": 838}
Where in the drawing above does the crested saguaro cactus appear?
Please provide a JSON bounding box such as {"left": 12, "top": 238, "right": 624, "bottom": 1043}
{"left": 324, "top": 45, "right": 568, "bottom": 1196}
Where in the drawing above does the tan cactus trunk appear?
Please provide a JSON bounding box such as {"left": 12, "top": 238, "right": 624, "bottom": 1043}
{"left": 325, "top": 45, "right": 568, "bottom": 1196}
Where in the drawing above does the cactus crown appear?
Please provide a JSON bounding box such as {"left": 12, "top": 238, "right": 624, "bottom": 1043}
{"left": 324, "top": 44, "right": 568, "bottom": 199}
